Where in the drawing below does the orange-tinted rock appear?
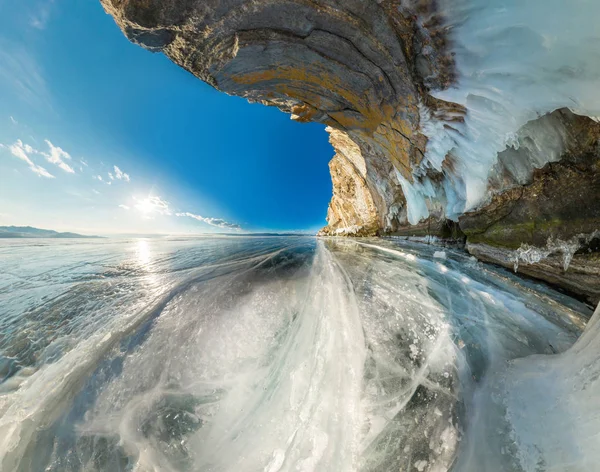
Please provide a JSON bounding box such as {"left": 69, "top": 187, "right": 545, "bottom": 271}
{"left": 100, "top": 0, "right": 454, "bottom": 236}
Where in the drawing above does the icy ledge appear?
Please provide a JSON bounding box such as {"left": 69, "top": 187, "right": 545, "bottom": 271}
{"left": 456, "top": 302, "right": 600, "bottom": 471}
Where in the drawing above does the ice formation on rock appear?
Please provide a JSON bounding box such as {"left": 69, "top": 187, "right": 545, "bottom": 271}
{"left": 100, "top": 0, "right": 600, "bottom": 267}
{"left": 401, "top": 0, "right": 600, "bottom": 222}
{"left": 512, "top": 232, "right": 600, "bottom": 273}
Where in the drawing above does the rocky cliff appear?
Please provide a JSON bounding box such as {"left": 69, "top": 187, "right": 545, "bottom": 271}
{"left": 101, "top": 0, "right": 458, "bottom": 235}
{"left": 101, "top": 0, "right": 600, "bottom": 304}
{"left": 461, "top": 110, "right": 600, "bottom": 305}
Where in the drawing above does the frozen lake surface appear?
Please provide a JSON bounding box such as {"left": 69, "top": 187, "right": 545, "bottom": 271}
{"left": 0, "top": 236, "right": 593, "bottom": 471}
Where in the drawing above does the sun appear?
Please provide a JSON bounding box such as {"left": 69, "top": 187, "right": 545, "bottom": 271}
{"left": 135, "top": 198, "right": 155, "bottom": 215}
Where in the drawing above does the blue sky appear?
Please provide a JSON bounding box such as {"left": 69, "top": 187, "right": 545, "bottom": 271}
{"left": 0, "top": 0, "right": 333, "bottom": 234}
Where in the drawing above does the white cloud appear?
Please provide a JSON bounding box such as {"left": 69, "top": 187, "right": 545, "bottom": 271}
{"left": 176, "top": 212, "right": 241, "bottom": 231}
{"left": 2, "top": 136, "right": 81, "bottom": 178}
{"left": 42, "top": 139, "right": 74, "bottom": 173}
{"left": 113, "top": 165, "right": 130, "bottom": 182}
{"left": 119, "top": 204, "right": 130, "bottom": 210}
{"left": 9, "top": 116, "right": 17, "bottom": 125}
{"left": 94, "top": 174, "right": 113, "bottom": 186}
{"left": 108, "top": 172, "right": 114, "bottom": 180}
{"left": 3, "top": 139, "right": 54, "bottom": 178}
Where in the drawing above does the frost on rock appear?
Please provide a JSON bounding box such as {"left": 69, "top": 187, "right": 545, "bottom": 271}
{"left": 512, "top": 244, "right": 552, "bottom": 273}
{"left": 334, "top": 225, "right": 362, "bottom": 236}
{"left": 512, "top": 232, "right": 598, "bottom": 272}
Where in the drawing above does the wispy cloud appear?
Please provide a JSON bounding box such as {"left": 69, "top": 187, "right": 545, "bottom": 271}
{"left": 10, "top": 116, "right": 17, "bottom": 125}
{"left": 176, "top": 212, "right": 241, "bottom": 231}
{"left": 102, "top": 166, "right": 130, "bottom": 183}
{"left": 119, "top": 204, "right": 130, "bottom": 210}
{"left": 0, "top": 42, "right": 50, "bottom": 108}
{"left": 42, "top": 139, "right": 75, "bottom": 173}
{"left": 2, "top": 137, "right": 77, "bottom": 175}
{"left": 113, "top": 165, "right": 130, "bottom": 182}
{"left": 2, "top": 140, "right": 54, "bottom": 178}
{"left": 30, "top": 0, "right": 56, "bottom": 30}
{"left": 94, "top": 175, "right": 111, "bottom": 185}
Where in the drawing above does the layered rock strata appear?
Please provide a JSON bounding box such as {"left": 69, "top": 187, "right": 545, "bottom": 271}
{"left": 101, "top": 0, "right": 457, "bottom": 236}
{"left": 101, "top": 0, "right": 600, "bottom": 303}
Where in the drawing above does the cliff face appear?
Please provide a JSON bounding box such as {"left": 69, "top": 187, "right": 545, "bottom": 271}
{"left": 101, "top": 0, "right": 456, "bottom": 236}
{"left": 101, "top": 0, "right": 600, "bottom": 303}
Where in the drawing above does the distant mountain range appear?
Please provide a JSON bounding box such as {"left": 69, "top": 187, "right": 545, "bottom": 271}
{"left": 0, "top": 226, "right": 102, "bottom": 239}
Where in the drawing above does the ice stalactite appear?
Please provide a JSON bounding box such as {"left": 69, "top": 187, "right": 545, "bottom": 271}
{"left": 401, "top": 0, "right": 600, "bottom": 223}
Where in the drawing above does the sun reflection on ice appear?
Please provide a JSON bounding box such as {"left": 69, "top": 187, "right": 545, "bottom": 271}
{"left": 136, "top": 239, "right": 151, "bottom": 265}
{"left": 134, "top": 239, "right": 162, "bottom": 291}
